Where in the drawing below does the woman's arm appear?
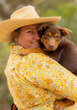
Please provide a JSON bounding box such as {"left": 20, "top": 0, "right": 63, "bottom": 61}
{"left": 13, "top": 52, "right": 77, "bottom": 102}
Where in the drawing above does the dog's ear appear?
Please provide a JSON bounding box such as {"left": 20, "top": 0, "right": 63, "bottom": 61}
{"left": 59, "top": 27, "right": 72, "bottom": 39}
{"left": 38, "top": 23, "right": 50, "bottom": 37}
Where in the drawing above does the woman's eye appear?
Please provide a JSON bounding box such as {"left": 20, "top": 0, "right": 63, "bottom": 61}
{"left": 26, "top": 30, "right": 34, "bottom": 34}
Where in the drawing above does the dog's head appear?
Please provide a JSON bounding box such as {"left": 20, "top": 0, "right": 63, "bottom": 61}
{"left": 38, "top": 24, "right": 72, "bottom": 51}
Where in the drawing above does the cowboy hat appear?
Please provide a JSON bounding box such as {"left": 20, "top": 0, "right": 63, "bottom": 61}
{"left": 0, "top": 5, "right": 61, "bottom": 42}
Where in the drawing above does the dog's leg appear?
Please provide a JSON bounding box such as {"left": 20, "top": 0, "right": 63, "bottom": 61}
{"left": 53, "top": 98, "right": 75, "bottom": 110}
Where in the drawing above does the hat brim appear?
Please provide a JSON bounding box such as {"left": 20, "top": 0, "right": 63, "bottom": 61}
{"left": 0, "top": 16, "right": 61, "bottom": 42}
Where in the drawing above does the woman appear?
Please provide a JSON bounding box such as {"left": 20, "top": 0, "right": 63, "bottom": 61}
{"left": 0, "top": 5, "right": 77, "bottom": 110}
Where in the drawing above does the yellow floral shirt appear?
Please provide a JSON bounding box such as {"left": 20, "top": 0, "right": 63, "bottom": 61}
{"left": 5, "top": 45, "right": 77, "bottom": 110}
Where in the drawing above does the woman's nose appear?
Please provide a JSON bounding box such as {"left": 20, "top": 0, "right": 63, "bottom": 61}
{"left": 34, "top": 33, "right": 40, "bottom": 40}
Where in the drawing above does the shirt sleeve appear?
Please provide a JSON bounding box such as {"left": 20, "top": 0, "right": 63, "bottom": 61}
{"left": 9, "top": 53, "right": 77, "bottom": 102}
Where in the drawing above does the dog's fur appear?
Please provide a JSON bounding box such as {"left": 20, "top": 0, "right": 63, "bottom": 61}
{"left": 38, "top": 23, "right": 76, "bottom": 110}
{"left": 38, "top": 23, "right": 77, "bottom": 74}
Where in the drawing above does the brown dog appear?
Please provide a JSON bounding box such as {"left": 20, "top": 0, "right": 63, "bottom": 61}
{"left": 38, "top": 23, "right": 77, "bottom": 74}
{"left": 38, "top": 23, "right": 76, "bottom": 110}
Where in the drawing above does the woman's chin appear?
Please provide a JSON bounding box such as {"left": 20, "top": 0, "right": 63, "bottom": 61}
{"left": 21, "top": 43, "right": 40, "bottom": 49}
{"left": 30, "top": 45, "right": 40, "bottom": 48}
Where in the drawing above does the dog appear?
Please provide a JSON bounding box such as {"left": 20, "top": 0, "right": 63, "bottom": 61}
{"left": 38, "top": 23, "right": 76, "bottom": 110}
{"left": 38, "top": 23, "right": 77, "bottom": 74}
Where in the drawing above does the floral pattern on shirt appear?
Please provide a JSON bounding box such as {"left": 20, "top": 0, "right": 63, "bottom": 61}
{"left": 5, "top": 45, "right": 77, "bottom": 110}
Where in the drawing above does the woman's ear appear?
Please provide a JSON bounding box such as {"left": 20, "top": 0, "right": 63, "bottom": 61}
{"left": 11, "top": 31, "right": 19, "bottom": 45}
{"left": 59, "top": 27, "right": 72, "bottom": 39}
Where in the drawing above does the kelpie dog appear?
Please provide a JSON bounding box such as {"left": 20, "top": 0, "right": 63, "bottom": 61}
{"left": 38, "top": 23, "right": 77, "bottom": 74}
{"left": 38, "top": 23, "right": 77, "bottom": 110}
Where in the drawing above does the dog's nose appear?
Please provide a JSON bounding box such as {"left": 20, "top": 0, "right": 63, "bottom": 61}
{"left": 49, "top": 45, "right": 54, "bottom": 48}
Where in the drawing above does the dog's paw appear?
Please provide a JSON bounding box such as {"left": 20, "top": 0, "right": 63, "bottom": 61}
{"left": 54, "top": 100, "right": 65, "bottom": 110}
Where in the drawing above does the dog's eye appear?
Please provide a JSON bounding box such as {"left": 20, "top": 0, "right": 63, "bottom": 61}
{"left": 47, "top": 32, "right": 52, "bottom": 36}
{"left": 54, "top": 33, "right": 59, "bottom": 37}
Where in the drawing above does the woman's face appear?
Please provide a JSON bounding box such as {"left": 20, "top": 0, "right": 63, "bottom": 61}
{"left": 13, "top": 25, "right": 40, "bottom": 49}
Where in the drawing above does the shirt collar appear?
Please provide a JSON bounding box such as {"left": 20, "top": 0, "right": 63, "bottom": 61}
{"left": 10, "top": 45, "right": 44, "bottom": 55}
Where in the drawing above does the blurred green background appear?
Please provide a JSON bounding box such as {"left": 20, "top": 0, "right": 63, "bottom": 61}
{"left": 0, "top": 0, "right": 77, "bottom": 110}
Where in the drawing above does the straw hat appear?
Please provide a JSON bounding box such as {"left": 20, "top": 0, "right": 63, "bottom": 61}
{"left": 0, "top": 5, "right": 61, "bottom": 42}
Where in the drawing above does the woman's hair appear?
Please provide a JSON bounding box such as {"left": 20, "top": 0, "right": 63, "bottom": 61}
{"left": 9, "top": 27, "right": 21, "bottom": 46}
